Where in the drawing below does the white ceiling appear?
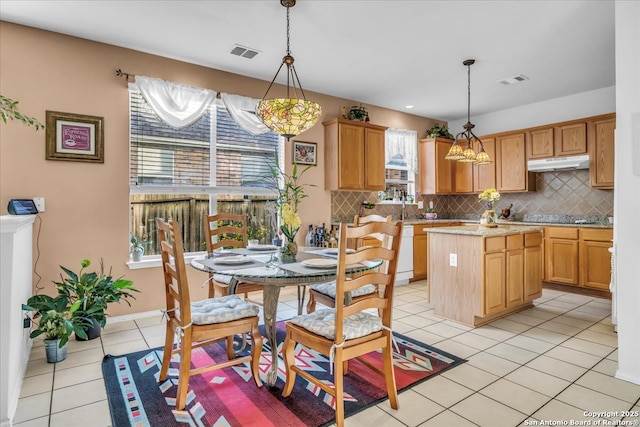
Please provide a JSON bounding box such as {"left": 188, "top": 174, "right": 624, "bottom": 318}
{"left": 0, "top": 0, "right": 615, "bottom": 122}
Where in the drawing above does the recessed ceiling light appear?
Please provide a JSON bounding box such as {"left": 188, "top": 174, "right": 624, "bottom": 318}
{"left": 405, "top": 105, "right": 414, "bottom": 109}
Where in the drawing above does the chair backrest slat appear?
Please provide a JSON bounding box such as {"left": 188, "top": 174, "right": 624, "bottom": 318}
{"left": 334, "top": 220, "right": 403, "bottom": 342}
{"left": 205, "top": 213, "right": 248, "bottom": 252}
{"left": 157, "top": 218, "right": 192, "bottom": 326}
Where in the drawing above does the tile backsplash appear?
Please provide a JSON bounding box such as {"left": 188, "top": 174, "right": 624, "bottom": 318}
{"left": 331, "top": 170, "right": 613, "bottom": 223}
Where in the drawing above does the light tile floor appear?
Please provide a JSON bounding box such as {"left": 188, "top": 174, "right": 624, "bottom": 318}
{"left": 14, "top": 282, "right": 640, "bottom": 427}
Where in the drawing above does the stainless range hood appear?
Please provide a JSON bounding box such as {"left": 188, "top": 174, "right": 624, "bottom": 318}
{"left": 527, "top": 154, "right": 590, "bottom": 172}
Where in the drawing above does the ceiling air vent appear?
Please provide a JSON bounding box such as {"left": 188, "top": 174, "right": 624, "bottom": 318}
{"left": 498, "top": 74, "right": 530, "bottom": 85}
{"left": 229, "top": 44, "right": 260, "bottom": 59}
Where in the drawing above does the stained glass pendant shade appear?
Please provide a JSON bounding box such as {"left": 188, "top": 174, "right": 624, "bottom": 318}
{"left": 256, "top": 0, "right": 322, "bottom": 138}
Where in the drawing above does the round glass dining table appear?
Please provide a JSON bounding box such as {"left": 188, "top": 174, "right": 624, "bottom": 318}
{"left": 190, "top": 246, "right": 383, "bottom": 386}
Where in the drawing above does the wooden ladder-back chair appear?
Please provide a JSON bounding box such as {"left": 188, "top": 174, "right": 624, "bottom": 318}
{"left": 156, "top": 218, "right": 263, "bottom": 410}
{"left": 306, "top": 214, "right": 392, "bottom": 313}
{"left": 205, "top": 213, "right": 264, "bottom": 299}
{"left": 282, "top": 220, "right": 403, "bottom": 427}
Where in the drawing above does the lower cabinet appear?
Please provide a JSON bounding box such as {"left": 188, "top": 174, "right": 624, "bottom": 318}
{"left": 524, "top": 232, "right": 544, "bottom": 299}
{"left": 545, "top": 227, "right": 612, "bottom": 291}
{"left": 412, "top": 221, "right": 461, "bottom": 282}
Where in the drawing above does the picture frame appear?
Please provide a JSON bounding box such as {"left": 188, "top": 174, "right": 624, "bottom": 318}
{"left": 292, "top": 140, "right": 317, "bottom": 166}
{"left": 45, "top": 111, "right": 104, "bottom": 163}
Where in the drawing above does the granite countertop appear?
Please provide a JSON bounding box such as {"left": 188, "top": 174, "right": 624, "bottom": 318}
{"left": 425, "top": 224, "right": 545, "bottom": 236}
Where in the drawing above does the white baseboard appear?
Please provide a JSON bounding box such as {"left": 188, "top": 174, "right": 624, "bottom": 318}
{"left": 107, "top": 309, "right": 164, "bottom": 324}
{"left": 615, "top": 369, "right": 640, "bottom": 386}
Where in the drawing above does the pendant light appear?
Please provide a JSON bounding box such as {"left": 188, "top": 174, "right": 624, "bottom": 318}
{"left": 256, "top": 0, "right": 322, "bottom": 139}
{"left": 446, "top": 59, "right": 492, "bottom": 165}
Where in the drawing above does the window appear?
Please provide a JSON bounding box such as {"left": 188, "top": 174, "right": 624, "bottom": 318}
{"left": 384, "top": 128, "right": 418, "bottom": 201}
{"left": 129, "top": 90, "right": 280, "bottom": 256}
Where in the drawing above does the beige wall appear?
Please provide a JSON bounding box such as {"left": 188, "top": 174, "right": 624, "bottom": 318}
{"left": 0, "top": 22, "right": 439, "bottom": 316}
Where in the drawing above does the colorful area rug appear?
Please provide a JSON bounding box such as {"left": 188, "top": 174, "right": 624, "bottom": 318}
{"left": 102, "top": 323, "right": 465, "bottom": 427}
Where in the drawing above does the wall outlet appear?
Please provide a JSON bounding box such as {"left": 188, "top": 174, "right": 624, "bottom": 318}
{"left": 449, "top": 253, "right": 457, "bottom": 267}
{"left": 33, "top": 197, "right": 45, "bottom": 212}
{"left": 417, "top": 201, "right": 424, "bottom": 209}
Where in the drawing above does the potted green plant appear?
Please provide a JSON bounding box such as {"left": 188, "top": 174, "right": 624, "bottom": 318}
{"left": 425, "top": 123, "right": 454, "bottom": 139}
{"left": 22, "top": 295, "right": 90, "bottom": 362}
{"left": 130, "top": 233, "right": 147, "bottom": 261}
{"left": 0, "top": 94, "right": 44, "bottom": 130}
{"left": 54, "top": 258, "right": 138, "bottom": 340}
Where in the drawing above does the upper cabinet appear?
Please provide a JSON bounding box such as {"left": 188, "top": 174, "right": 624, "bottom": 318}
{"left": 496, "top": 132, "right": 536, "bottom": 193}
{"left": 473, "top": 137, "right": 496, "bottom": 192}
{"left": 555, "top": 122, "right": 587, "bottom": 156}
{"left": 526, "top": 120, "right": 587, "bottom": 159}
{"left": 323, "top": 118, "right": 387, "bottom": 191}
{"left": 588, "top": 115, "right": 615, "bottom": 189}
{"left": 418, "top": 137, "right": 453, "bottom": 194}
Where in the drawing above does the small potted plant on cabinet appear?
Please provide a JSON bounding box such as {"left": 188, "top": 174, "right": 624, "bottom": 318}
{"left": 54, "top": 258, "right": 138, "bottom": 340}
{"left": 425, "top": 123, "right": 454, "bottom": 139}
{"left": 22, "top": 295, "right": 91, "bottom": 363}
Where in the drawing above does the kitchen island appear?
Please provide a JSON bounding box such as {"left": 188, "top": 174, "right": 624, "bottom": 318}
{"left": 426, "top": 224, "right": 544, "bottom": 327}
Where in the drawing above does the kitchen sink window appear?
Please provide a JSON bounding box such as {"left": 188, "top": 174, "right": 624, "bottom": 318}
{"left": 384, "top": 128, "right": 418, "bottom": 201}
{"left": 129, "top": 85, "right": 281, "bottom": 257}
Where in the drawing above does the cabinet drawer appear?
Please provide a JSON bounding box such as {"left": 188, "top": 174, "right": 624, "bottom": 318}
{"left": 580, "top": 228, "right": 613, "bottom": 242}
{"left": 524, "top": 232, "right": 543, "bottom": 247}
{"left": 485, "top": 236, "right": 506, "bottom": 253}
{"left": 506, "top": 234, "right": 523, "bottom": 250}
{"left": 546, "top": 227, "right": 578, "bottom": 240}
{"left": 414, "top": 224, "right": 429, "bottom": 235}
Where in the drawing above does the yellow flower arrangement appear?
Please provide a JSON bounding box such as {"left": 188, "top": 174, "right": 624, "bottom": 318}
{"left": 478, "top": 187, "right": 500, "bottom": 209}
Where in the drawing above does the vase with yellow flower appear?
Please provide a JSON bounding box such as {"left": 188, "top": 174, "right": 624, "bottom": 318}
{"left": 267, "top": 154, "right": 313, "bottom": 263}
{"left": 478, "top": 187, "right": 500, "bottom": 228}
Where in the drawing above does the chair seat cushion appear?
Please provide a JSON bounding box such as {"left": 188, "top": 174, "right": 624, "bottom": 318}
{"left": 191, "top": 294, "right": 259, "bottom": 325}
{"left": 212, "top": 274, "right": 232, "bottom": 285}
{"left": 310, "top": 280, "right": 377, "bottom": 298}
{"left": 289, "top": 308, "right": 382, "bottom": 340}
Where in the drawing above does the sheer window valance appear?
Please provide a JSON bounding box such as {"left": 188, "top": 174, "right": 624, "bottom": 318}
{"left": 132, "top": 76, "right": 270, "bottom": 135}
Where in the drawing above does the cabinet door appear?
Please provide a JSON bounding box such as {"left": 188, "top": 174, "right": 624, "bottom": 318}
{"left": 589, "top": 117, "right": 615, "bottom": 189}
{"left": 528, "top": 128, "right": 554, "bottom": 159}
{"left": 546, "top": 238, "right": 579, "bottom": 285}
{"left": 580, "top": 240, "right": 612, "bottom": 290}
{"left": 454, "top": 162, "right": 473, "bottom": 193}
{"left": 524, "top": 245, "right": 543, "bottom": 300}
{"left": 506, "top": 249, "right": 524, "bottom": 308}
{"left": 555, "top": 122, "right": 587, "bottom": 156}
{"left": 484, "top": 251, "right": 506, "bottom": 316}
{"left": 364, "top": 127, "right": 386, "bottom": 191}
{"left": 413, "top": 233, "right": 428, "bottom": 280}
{"left": 436, "top": 140, "right": 454, "bottom": 193}
{"left": 496, "top": 133, "right": 528, "bottom": 192}
{"left": 338, "top": 123, "right": 365, "bottom": 189}
{"left": 473, "top": 137, "right": 496, "bottom": 192}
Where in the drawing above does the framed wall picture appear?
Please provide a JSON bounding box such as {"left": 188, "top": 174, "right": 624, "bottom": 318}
{"left": 45, "top": 111, "right": 104, "bottom": 163}
{"left": 292, "top": 141, "right": 317, "bottom": 166}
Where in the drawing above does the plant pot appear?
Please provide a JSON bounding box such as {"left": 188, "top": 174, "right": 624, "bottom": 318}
{"left": 76, "top": 317, "right": 102, "bottom": 341}
{"left": 44, "top": 339, "right": 67, "bottom": 363}
{"left": 131, "top": 247, "right": 144, "bottom": 262}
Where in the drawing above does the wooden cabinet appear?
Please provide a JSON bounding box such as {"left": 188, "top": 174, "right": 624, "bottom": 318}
{"left": 323, "top": 118, "right": 387, "bottom": 191}
{"left": 496, "top": 132, "right": 536, "bottom": 193}
{"left": 473, "top": 137, "right": 496, "bottom": 192}
{"left": 484, "top": 251, "right": 506, "bottom": 315}
{"left": 524, "top": 232, "right": 544, "bottom": 300}
{"left": 545, "top": 227, "right": 612, "bottom": 291}
{"left": 412, "top": 221, "right": 461, "bottom": 281}
{"left": 505, "top": 234, "right": 524, "bottom": 308}
{"left": 419, "top": 137, "right": 453, "bottom": 194}
{"left": 588, "top": 116, "right": 615, "bottom": 189}
{"left": 555, "top": 122, "right": 587, "bottom": 156}
{"left": 545, "top": 227, "right": 579, "bottom": 285}
{"left": 527, "top": 128, "right": 555, "bottom": 159}
{"left": 579, "top": 228, "right": 613, "bottom": 290}
{"left": 454, "top": 160, "right": 474, "bottom": 193}
{"left": 413, "top": 226, "right": 427, "bottom": 280}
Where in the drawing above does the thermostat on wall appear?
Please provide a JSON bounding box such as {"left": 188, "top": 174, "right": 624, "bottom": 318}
{"left": 7, "top": 199, "right": 38, "bottom": 215}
